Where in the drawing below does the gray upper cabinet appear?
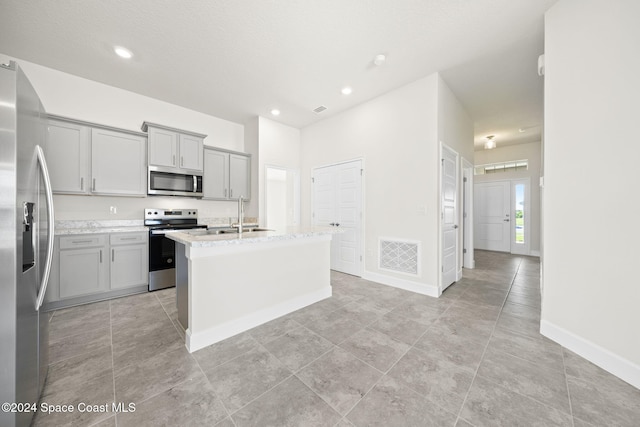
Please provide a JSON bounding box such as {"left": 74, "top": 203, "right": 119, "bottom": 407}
{"left": 204, "top": 148, "right": 228, "bottom": 199}
{"left": 203, "top": 147, "right": 251, "bottom": 201}
{"left": 46, "top": 115, "right": 148, "bottom": 197}
{"left": 179, "top": 134, "right": 204, "bottom": 171}
{"left": 143, "top": 122, "right": 205, "bottom": 173}
{"left": 91, "top": 128, "right": 147, "bottom": 196}
{"left": 147, "top": 126, "right": 178, "bottom": 168}
{"left": 46, "top": 120, "right": 91, "bottom": 194}
{"left": 229, "top": 153, "right": 250, "bottom": 200}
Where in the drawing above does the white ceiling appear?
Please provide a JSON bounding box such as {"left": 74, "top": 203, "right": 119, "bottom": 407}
{"left": 0, "top": 0, "right": 557, "bottom": 150}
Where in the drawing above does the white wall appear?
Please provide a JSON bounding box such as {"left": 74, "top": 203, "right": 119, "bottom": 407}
{"left": 256, "top": 117, "right": 301, "bottom": 226}
{"left": 542, "top": 0, "right": 640, "bottom": 388}
{"left": 1, "top": 53, "right": 248, "bottom": 220}
{"left": 301, "top": 73, "right": 473, "bottom": 294}
{"left": 474, "top": 141, "right": 542, "bottom": 254}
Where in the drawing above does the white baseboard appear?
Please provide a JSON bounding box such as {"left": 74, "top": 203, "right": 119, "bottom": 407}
{"left": 186, "top": 287, "right": 331, "bottom": 353}
{"left": 456, "top": 269, "right": 463, "bottom": 281}
{"left": 362, "top": 271, "right": 439, "bottom": 297}
{"left": 540, "top": 319, "right": 640, "bottom": 390}
{"left": 530, "top": 250, "right": 541, "bottom": 257}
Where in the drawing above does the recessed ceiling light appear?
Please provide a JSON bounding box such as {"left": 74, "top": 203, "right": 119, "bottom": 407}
{"left": 270, "top": 109, "right": 280, "bottom": 116}
{"left": 114, "top": 46, "right": 133, "bottom": 59}
{"left": 341, "top": 86, "right": 352, "bottom": 95}
{"left": 373, "top": 54, "right": 386, "bottom": 66}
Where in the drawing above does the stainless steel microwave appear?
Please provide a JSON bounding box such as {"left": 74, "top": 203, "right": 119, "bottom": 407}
{"left": 148, "top": 166, "right": 203, "bottom": 197}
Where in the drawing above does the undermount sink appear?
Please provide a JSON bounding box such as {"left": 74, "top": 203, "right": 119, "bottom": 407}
{"left": 207, "top": 228, "right": 238, "bottom": 234}
{"left": 186, "top": 227, "right": 274, "bottom": 236}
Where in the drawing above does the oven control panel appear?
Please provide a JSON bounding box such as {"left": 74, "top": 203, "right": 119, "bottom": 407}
{"left": 144, "top": 208, "right": 198, "bottom": 220}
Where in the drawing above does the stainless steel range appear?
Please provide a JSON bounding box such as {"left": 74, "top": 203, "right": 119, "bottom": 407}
{"left": 145, "top": 208, "right": 207, "bottom": 291}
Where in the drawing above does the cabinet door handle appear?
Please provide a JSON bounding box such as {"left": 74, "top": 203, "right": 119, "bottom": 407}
{"left": 72, "top": 239, "right": 92, "bottom": 244}
{"left": 112, "top": 249, "right": 115, "bottom": 262}
{"left": 172, "top": 154, "right": 176, "bottom": 166}
{"left": 224, "top": 188, "right": 227, "bottom": 198}
{"left": 181, "top": 156, "right": 184, "bottom": 167}
{"left": 80, "top": 177, "right": 84, "bottom": 190}
{"left": 99, "top": 250, "right": 102, "bottom": 263}
{"left": 119, "top": 237, "right": 138, "bottom": 241}
{"left": 230, "top": 189, "right": 233, "bottom": 198}
{"left": 92, "top": 178, "right": 96, "bottom": 192}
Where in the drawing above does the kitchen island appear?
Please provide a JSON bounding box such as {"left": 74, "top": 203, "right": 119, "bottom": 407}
{"left": 166, "top": 227, "right": 337, "bottom": 352}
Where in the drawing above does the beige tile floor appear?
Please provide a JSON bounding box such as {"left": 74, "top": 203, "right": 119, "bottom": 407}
{"left": 34, "top": 250, "right": 640, "bottom": 426}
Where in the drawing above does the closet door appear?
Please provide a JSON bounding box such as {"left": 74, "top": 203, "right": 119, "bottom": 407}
{"left": 312, "top": 160, "right": 362, "bottom": 276}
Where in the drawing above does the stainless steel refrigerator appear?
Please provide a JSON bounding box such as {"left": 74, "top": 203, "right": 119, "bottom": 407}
{"left": 0, "top": 61, "right": 55, "bottom": 427}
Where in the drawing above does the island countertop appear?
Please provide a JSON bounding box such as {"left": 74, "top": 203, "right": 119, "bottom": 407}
{"left": 165, "top": 226, "right": 341, "bottom": 248}
{"left": 170, "top": 225, "right": 337, "bottom": 352}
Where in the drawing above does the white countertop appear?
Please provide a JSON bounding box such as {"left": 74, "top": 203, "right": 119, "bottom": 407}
{"left": 54, "top": 220, "right": 148, "bottom": 235}
{"left": 165, "top": 226, "right": 341, "bottom": 248}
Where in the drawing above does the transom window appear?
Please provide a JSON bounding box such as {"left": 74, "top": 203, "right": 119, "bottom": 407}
{"left": 474, "top": 159, "right": 528, "bottom": 175}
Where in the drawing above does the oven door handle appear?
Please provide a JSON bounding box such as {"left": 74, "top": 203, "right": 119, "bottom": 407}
{"left": 193, "top": 175, "right": 197, "bottom": 193}
{"left": 150, "top": 229, "right": 182, "bottom": 235}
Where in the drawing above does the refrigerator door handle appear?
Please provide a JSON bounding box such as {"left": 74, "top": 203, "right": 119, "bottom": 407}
{"left": 35, "top": 145, "right": 55, "bottom": 311}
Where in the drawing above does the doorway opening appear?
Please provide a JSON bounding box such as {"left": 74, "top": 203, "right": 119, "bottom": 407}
{"left": 264, "top": 166, "right": 300, "bottom": 229}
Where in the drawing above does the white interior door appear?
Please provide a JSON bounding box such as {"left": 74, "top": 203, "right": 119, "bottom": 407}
{"left": 462, "top": 159, "right": 475, "bottom": 269}
{"left": 313, "top": 160, "right": 362, "bottom": 276}
{"left": 441, "top": 145, "right": 459, "bottom": 291}
{"left": 474, "top": 181, "right": 511, "bottom": 252}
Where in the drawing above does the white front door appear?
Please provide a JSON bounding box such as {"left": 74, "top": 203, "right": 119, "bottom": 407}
{"left": 474, "top": 181, "right": 511, "bottom": 252}
{"left": 313, "top": 160, "right": 363, "bottom": 276}
{"left": 441, "top": 145, "right": 459, "bottom": 291}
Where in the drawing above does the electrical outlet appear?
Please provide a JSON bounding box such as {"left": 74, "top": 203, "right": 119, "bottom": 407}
{"left": 109, "top": 206, "right": 117, "bottom": 214}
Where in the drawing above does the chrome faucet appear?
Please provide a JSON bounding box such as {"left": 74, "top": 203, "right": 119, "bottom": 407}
{"left": 237, "top": 196, "right": 244, "bottom": 235}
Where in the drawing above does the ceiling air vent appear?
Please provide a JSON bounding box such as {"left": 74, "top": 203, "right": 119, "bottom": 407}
{"left": 313, "top": 105, "right": 327, "bottom": 114}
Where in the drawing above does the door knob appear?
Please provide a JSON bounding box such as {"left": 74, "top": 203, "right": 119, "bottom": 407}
{"left": 453, "top": 225, "right": 458, "bottom": 229}
{"left": 335, "top": 223, "right": 340, "bottom": 227}
{"left": 504, "top": 219, "right": 510, "bottom": 222}
{"left": 329, "top": 222, "right": 335, "bottom": 226}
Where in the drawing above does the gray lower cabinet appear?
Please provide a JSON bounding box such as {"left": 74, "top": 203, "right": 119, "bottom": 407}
{"left": 110, "top": 233, "right": 148, "bottom": 289}
{"left": 59, "top": 235, "right": 108, "bottom": 299}
{"left": 45, "top": 231, "right": 149, "bottom": 310}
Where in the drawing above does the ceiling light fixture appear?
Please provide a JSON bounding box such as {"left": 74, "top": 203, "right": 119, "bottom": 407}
{"left": 341, "top": 86, "right": 352, "bottom": 95}
{"left": 484, "top": 135, "right": 496, "bottom": 150}
{"left": 518, "top": 125, "right": 538, "bottom": 133}
{"left": 114, "top": 46, "right": 133, "bottom": 59}
{"left": 270, "top": 109, "right": 280, "bottom": 116}
{"left": 373, "top": 54, "right": 386, "bottom": 66}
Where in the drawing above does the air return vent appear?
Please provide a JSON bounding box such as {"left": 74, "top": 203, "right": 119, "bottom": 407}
{"left": 313, "top": 105, "right": 327, "bottom": 114}
{"left": 379, "top": 238, "right": 420, "bottom": 276}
